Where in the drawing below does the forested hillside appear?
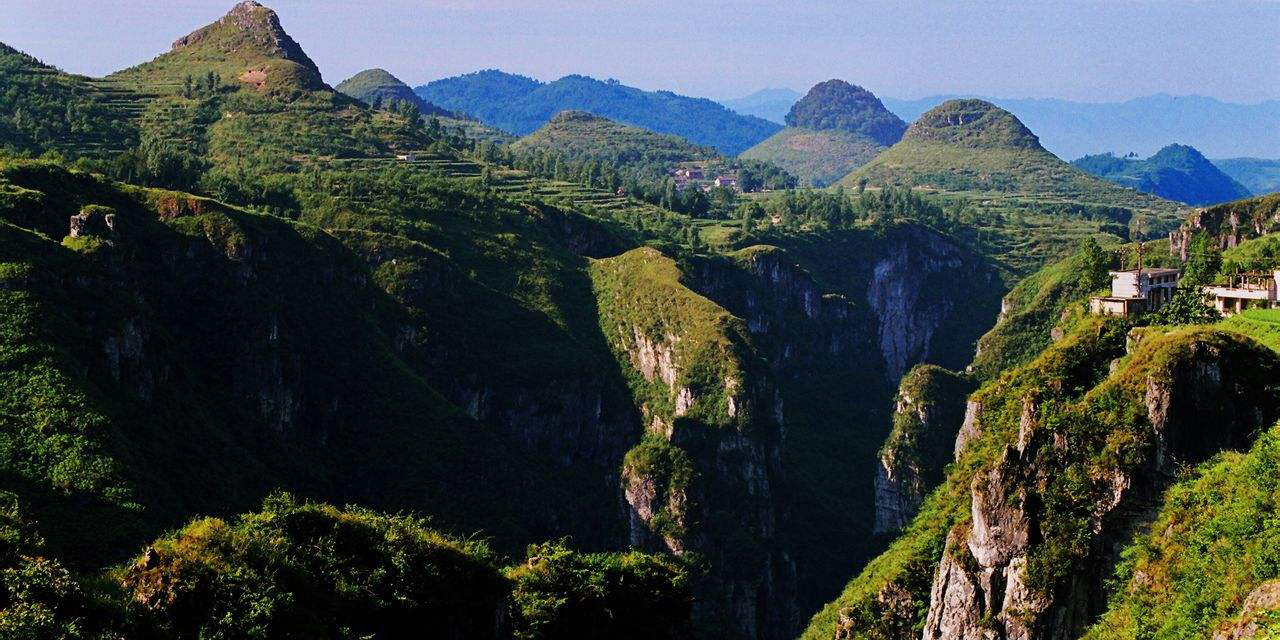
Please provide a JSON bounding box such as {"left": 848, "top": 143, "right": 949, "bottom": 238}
{"left": 6, "top": 2, "right": 1280, "bottom": 639}
{"left": 1073, "top": 143, "right": 1251, "bottom": 205}
{"left": 741, "top": 80, "right": 905, "bottom": 187}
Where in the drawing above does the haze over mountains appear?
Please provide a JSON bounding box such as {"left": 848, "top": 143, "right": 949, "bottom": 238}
{"left": 1072, "top": 144, "right": 1251, "bottom": 206}
{"left": 723, "top": 89, "right": 1280, "bottom": 161}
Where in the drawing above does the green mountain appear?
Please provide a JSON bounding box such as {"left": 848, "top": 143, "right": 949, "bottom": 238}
{"left": 1073, "top": 144, "right": 1251, "bottom": 205}
{"left": 97, "top": 0, "right": 427, "bottom": 196}
{"left": 741, "top": 80, "right": 905, "bottom": 187}
{"left": 336, "top": 67, "right": 457, "bottom": 117}
{"left": 0, "top": 5, "right": 1013, "bottom": 634}
{"left": 840, "top": 99, "right": 1188, "bottom": 274}
{"left": 511, "top": 110, "right": 720, "bottom": 167}
{"left": 0, "top": 42, "right": 140, "bottom": 156}
{"left": 1213, "top": 157, "right": 1280, "bottom": 196}
{"left": 415, "top": 70, "right": 782, "bottom": 155}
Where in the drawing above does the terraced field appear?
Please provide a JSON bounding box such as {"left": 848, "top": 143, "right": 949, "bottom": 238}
{"left": 317, "top": 152, "right": 678, "bottom": 223}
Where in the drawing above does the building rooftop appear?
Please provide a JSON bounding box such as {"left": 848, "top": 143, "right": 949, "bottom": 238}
{"left": 1109, "top": 268, "right": 1180, "bottom": 276}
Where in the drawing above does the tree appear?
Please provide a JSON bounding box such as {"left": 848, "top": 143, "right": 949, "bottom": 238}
{"left": 1181, "top": 231, "right": 1222, "bottom": 287}
{"left": 1148, "top": 288, "right": 1220, "bottom": 325}
{"left": 1076, "top": 237, "right": 1110, "bottom": 293}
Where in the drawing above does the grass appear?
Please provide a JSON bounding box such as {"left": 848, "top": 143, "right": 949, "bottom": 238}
{"left": 805, "top": 318, "right": 1280, "bottom": 638}
{"left": 740, "top": 127, "right": 886, "bottom": 187}
{"left": 1083, "top": 423, "right": 1280, "bottom": 639}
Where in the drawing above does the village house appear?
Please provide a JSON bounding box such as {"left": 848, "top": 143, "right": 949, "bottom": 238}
{"left": 1089, "top": 268, "right": 1180, "bottom": 316}
{"left": 713, "top": 175, "right": 738, "bottom": 189}
{"left": 673, "top": 167, "right": 704, "bottom": 181}
{"left": 395, "top": 152, "right": 417, "bottom": 162}
{"left": 1203, "top": 271, "right": 1280, "bottom": 315}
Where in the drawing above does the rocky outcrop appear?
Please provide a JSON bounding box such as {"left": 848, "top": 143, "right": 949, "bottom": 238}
{"left": 1168, "top": 193, "right": 1280, "bottom": 259}
{"left": 874, "top": 365, "right": 973, "bottom": 533}
{"left": 920, "top": 330, "right": 1280, "bottom": 640}
{"left": 867, "top": 226, "right": 997, "bottom": 382}
{"left": 1214, "top": 580, "right": 1280, "bottom": 640}
{"left": 595, "top": 248, "right": 796, "bottom": 640}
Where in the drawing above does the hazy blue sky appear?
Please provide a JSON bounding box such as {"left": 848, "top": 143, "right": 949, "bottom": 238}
{"left": 2, "top": 0, "right": 1276, "bottom": 103}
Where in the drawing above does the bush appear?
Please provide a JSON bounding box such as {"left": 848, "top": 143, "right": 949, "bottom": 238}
{"left": 507, "top": 540, "right": 692, "bottom": 640}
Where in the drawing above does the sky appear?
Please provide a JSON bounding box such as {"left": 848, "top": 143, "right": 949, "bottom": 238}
{"left": 2, "top": 0, "right": 1277, "bottom": 104}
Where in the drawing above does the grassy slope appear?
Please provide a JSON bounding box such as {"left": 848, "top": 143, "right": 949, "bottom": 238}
{"left": 739, "top": 127, "right": 885, "bottom": 187}
{"left": 0, "top": 42, "right": 141, "bottom": 156}
{"left": 512, "top": 111, "right": 720, "bottom": 168}
{"left": 805, "top": 320, "right": 1280, "bottom": 639}
{"left": 838, "top": 100, "right": 1186, "bottom": 276}
{"left": 1083, "top": 422, "right": 1280, "bottom": 639}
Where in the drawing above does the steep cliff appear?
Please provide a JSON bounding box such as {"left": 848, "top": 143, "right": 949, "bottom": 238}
{"left": 874, "top": 365, "right": 974, "bottom": 534}
{"left": 1168, "top": 192, "right": 1280, "bottom": 259}
{"left": 804, "top": 320, "right": 1280, "bottom": 639}
{"left": 592, "top": 247, "right": 795, "bottom": 638}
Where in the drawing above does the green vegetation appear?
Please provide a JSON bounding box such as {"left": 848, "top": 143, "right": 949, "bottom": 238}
{"left": 505, "top": 111, "right": 794, "bottom": 217}
{"left": 783, "top": 80, "right": 906, "bottom": 146}
{"left": 808, "top": 319, "right": 1280, "bottom": 638}
{"left": 1221, "top": 309, "right": 1280, "bottom": 353}
{"left": 840, "top": 100, "right": 1186, "bottom": 275}
{"left": 0, "top": 43, "right": 140, "bottom": 157}
{"left": 1176, "top": 193, "right": 1280, "bottom": 260}
{"left": 508, "top": 540, "right": 692, "bottom": 640}
{"left": 335, "top": 68, "right": 456, "bottom": 117}
{"left": 415, "top": 70, "right": 781, "bottom": 155}
{"left": 968, "top": 238, "right": 1112, "bottom": 378}
{"left": 122, "top": 492, "right": 509, "bottom": 638}
{"left": 512, "top": 111, "right": 719, "bottom": 168}
{"left": 740, "top": 127, "right": 887, "bottom": 188}
{"left": 741, "top": 80, "right": 903, "bottom": 187}
{"left": 1073, "top": 144, "right": 1251, "bottom": 206}
{"left": 804, "top": 319, "right": 1130, "bottom": 639}
{"left": 1084, "top": 423, "right": 1280, "bottom": 639}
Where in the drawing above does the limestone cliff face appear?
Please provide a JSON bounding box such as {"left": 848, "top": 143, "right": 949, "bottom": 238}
{"left": 921, "top": 331, "right": 1280, "bottom": 640}
{"left": 867, "top": 226, "right": 999, "bottom": 383}
{"left": 873, "top": 365, "right": 973, "bottom": 534}
{"left": 1168, "top": 193, "right": 1280, "bottom": 259}
{"left": 596, "top": 248, "right": 796, "bottom": 640}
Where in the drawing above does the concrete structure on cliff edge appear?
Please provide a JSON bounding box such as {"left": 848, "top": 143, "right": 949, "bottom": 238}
{"left": 1089, "top": 268, "right": 1181, "bottom": 316}
{"left": 1204, "top": 271, "right": 1280, "bottom": 315}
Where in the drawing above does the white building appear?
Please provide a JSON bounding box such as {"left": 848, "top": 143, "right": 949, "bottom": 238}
{"left": 1204, "top": 271, "right": 1280, "bottom": 315}
{"left": 1089, "top": 268, "right": 1180, "bottom": 316}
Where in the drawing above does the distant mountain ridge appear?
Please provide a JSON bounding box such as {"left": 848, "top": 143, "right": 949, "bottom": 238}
{"left": 720, "top": 88, "right": 801, "bottom": 124}
{"left": 415, "top": 70, "right": 781, "bottom": 155}
{"left": 741, "top": 80, "right": 904, "bottom": 186}
{"left": 1072, "top": 144, "right": 1251, "bottom": 206}
{"left": 1213, "top": 158, "right": 1280, "bottom": 196}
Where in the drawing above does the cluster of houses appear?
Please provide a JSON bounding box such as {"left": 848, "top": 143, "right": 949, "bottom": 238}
{"left": 1090, "top": 266, "right": 1280, "bottom": 317}
{"left": 671, "top": 167, "right": 739, "bottom": 192}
